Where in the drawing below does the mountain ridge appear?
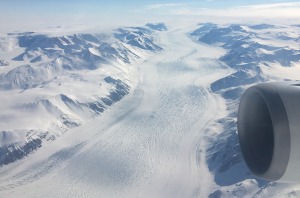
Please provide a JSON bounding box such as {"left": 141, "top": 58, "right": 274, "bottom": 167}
{"left": 0, "top": 24, "right": 166, "bottom": 165}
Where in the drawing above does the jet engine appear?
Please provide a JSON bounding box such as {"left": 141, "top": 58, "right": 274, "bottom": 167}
{"left": 238, "top": 82, "right": 300, "bottom": 182}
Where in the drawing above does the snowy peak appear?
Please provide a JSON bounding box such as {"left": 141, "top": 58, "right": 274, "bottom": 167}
{"left": 192, "top": 23, "right": 300, "bottom": 67}
{"left": 249, "top": 23, "right": 279, "bottom": 30}
{"left": 0, "top": 59, "right": 9, "bottom": 67}
{"left": 114, "top": 26, "right": 163, "bottom": 51}
{"left": 0, "top": 64, "right": 51, "bottom": 90}
{"left": 145, "top": 23, "right": 168, "bottom": 31}
{"left": 7, "top": 25, "right": 164, "bottom": 71}
{"left": 13, "top": 32, "right": 137, "bottom": 67}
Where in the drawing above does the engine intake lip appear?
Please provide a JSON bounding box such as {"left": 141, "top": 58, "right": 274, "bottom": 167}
{"left": 238, "top": 83, "right": 290, "bottom": 181}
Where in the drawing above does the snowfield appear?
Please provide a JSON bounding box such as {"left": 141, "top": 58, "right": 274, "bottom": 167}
{"left": 0, "top": 22, "right": 300, "bottom": 197}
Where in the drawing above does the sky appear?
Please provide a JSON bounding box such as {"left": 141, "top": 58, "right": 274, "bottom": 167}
{"left": 1, "top": 0, "right": 300, "bottom": 31}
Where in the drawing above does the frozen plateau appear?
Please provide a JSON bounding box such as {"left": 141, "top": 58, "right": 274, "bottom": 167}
{"left": 0, "top": 22, "right": 299, "bottom": 197}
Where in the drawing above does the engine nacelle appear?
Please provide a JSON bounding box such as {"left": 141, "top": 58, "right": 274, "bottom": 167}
{"left": 238, "top": 82, "right": 300, "bottom": 182}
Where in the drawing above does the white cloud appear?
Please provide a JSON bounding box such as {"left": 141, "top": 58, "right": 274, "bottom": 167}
{"left": 146, "top": 3, "right": 186, "bottom": 10}
{"left": 166, "top": 2, "right": 300, "bottom": 20}
{"left": 238, "top": 2, "right": 300, "bottom": 9}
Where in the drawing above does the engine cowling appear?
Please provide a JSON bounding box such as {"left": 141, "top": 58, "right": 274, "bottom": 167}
{"left": 238, "top": 82, "right": 300, "bottom": 182}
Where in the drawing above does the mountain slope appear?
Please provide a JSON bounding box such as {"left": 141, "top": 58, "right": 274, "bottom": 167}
{"left": 0, "top": 24, "right": 165, "bottom": 165}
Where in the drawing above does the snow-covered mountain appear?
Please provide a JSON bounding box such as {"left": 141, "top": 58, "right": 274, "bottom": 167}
{"left": 146, "top": 23, "right": 168, "bottom": 31}
{"left": 0, "top": 24, "right": 165, "bottom": 166}
{"left": 192, "top": 23, "right": 300, "bottom": 197}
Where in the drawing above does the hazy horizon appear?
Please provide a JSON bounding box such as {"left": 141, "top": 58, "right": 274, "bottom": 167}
{"left": 1, "top": 0, "right": 300, "bottom": 32}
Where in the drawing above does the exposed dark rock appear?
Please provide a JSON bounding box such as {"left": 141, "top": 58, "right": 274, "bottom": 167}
{"left": 0, "top": 138, "right": 42, "bottom": 166}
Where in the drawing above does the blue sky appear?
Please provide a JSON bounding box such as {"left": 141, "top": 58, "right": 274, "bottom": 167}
{"left": 1, "top": 0, "right": 300, "bottom": 30}
{"left": 2, "top": 0, "right": 299, "bottom": 15}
